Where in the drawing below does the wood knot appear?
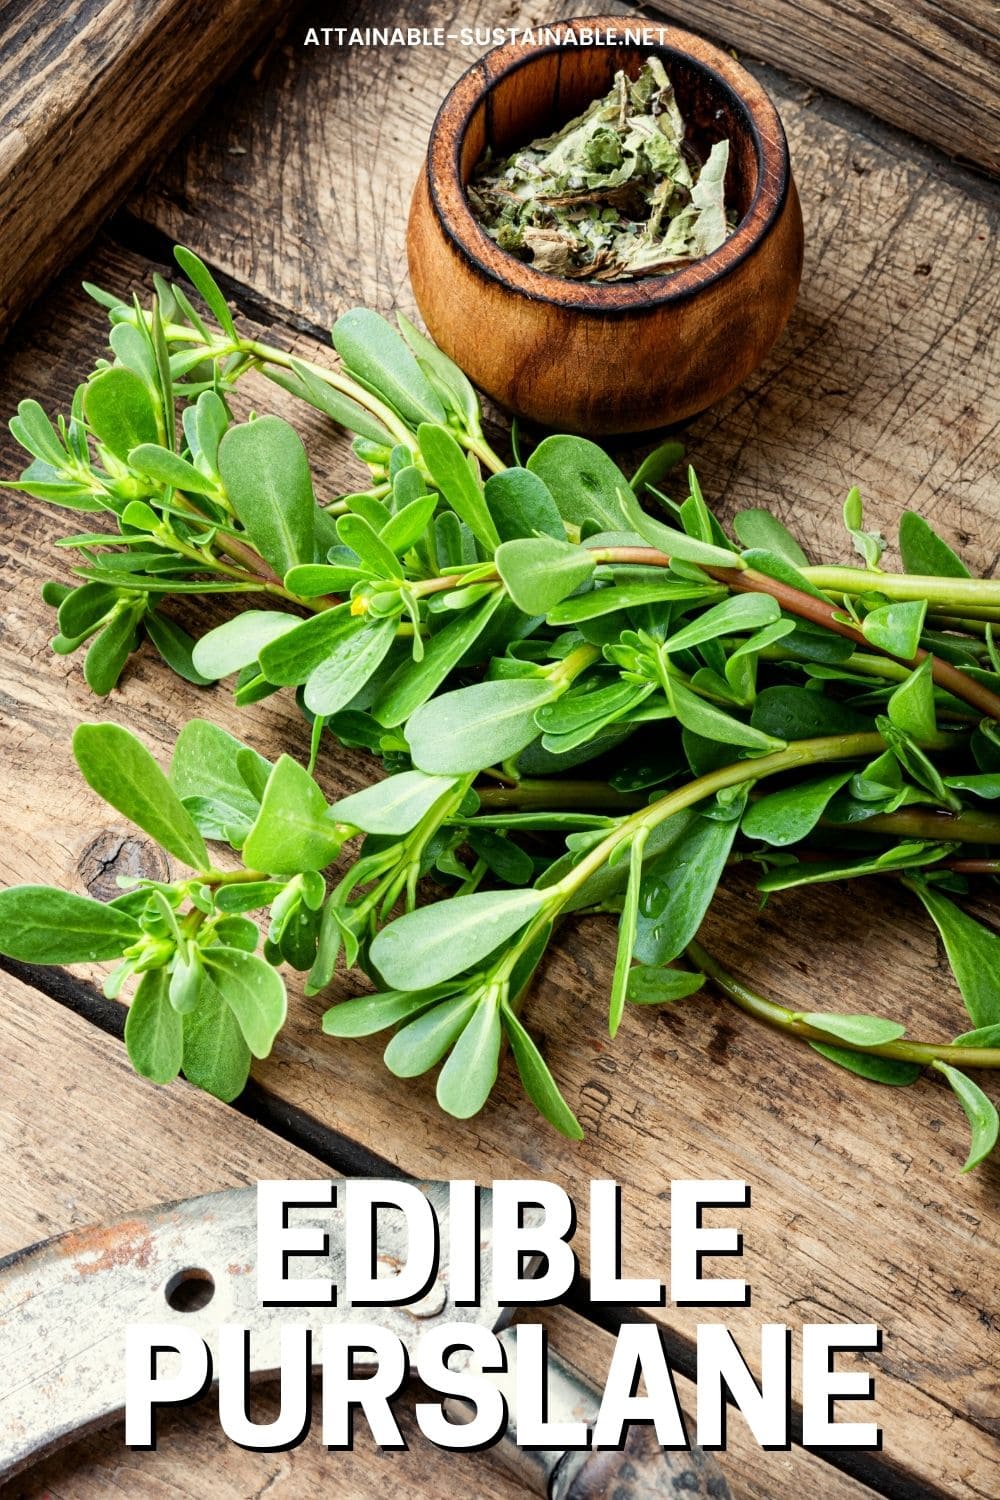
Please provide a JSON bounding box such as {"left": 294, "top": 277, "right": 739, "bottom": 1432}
{"left": 77, "top": 830, "right": 170, "bottom": 901}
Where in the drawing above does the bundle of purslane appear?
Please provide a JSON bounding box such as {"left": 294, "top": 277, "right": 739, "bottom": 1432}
{"left": 2, "top": 249, "right": 999, "bottom": 1169}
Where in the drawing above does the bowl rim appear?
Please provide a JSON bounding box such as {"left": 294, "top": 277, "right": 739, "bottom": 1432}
{"left": 424, "top": 15, "right": 792, "bottom": 313}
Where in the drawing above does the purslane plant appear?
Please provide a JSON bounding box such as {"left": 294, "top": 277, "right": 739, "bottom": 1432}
{"left": 1, "top": 248, "right": 999, "bottom": 1170}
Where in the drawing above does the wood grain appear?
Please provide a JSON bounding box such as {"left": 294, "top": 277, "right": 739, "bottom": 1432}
{"left": 0, "top": 0, "right": 291, "bottom": 340}
{"left": 0, "top": 242, "right": 997, "bottom": 1497}
{"left": 644, "top": 0, "right": 1000, "bottom": 175}
{"left": 0, "top": 976, "right": 872, "bottom": 1500}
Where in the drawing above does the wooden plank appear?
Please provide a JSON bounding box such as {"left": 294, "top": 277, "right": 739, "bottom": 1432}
{"left": 0, "top": 975, "right": 873, "bottom": 1500}
{"left": 0, "top": 0, "right": 291, "bottom": 340}
{"left": 0, "top": 242, "right": 996, "bottom": 1497}
{"left": 644, "top": 0, "right": 1000, "bottom": 175}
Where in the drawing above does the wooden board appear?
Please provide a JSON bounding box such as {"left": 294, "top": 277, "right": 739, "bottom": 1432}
{"left": 1, "top": 1, "right": 999, "bottom": 1497}
{"left": 0, "top": 975, "right": 873, "bottom": 1500}
{"left": 0, "top": 241, "right": 997, "bottom": 1499}
{"left": 0, "top": 0, "right": 291, "bottom": 340}
{"left": 644, "top": 0, "right": 1000, "bottom": 175}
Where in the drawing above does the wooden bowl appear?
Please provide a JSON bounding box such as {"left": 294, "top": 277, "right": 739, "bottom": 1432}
{"left": 407, "top": 17, "right": 803, "bottom": 435}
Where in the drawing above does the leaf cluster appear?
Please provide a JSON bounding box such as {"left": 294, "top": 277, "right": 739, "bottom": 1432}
{"left": 5, "top": 251, "right": 1000, "bottom": 1169}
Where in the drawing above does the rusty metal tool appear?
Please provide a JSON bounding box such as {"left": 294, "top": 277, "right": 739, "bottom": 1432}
{"left": 0, "top": 1183, "right": 730, "bottom": 1497}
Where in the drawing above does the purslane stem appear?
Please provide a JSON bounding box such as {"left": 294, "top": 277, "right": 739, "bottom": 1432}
{"left": 552, "top": 732, "right": 887, "bottom": 903}
{"left": 687, "top": 940, "right": 1000, "bottom": 1069}
{"left": 592, "top": 546, "right": 1000, "bottom": 722}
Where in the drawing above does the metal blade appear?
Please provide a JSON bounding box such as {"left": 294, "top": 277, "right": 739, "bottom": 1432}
{"left": 0, "top": 1180, "right": 505, "bottom": 1480}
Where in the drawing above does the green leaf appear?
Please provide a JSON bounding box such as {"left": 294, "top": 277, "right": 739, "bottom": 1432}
{"left": 861, "top": 599, "right": 926, "bottom": 659}
{"left": 406, "top": 678, "right": 558, "bottom": 774}
{"left": 944, "top": 773, "right": 1000, "bottom": 800}
{"left": 661, "top": 593, "right": 781, "bottom": 653}
{"left": 336, "top": 512, "right": 402, "bottom": 579}
{"left": 322, "top": 988, "right": 442, "bottom": 1037}
{"left": 668, "top": 678, "right": 785, "bottom": 752}
{"left": 372, "top": 591, "right": 504, "bottom": 727}
{"left": 284, "top": 563, "right": 367, "bottom": 596}
{"left": 181, "top": 988, "right": 251, "bottom": 1101}
{"left": 625, "top": 966, "right": 705, "bottom": 1003}
{"left": 634, "top": 814, "right": 738, "bottom": 965}
{"left": 751, "top": 685, "right": 873, "bottom": 739}
{"left": 952, "top": 1023, "right": 1000, "bottom": 1047}
{"left": 169, "top": 719, "right": 266, "bottom": 843}
{"left": 257, "top": 606, "right": 358, "bottom": 687}
{"left": 191, "top": 610, "right": 299, "bottom": 680}
{"left": 800, "top": 1012, "right": 907, "bottom": 1046}
{"left": 739, "top": 548, "right": 831, "bottom": 601}
{"left": 485, "top": 467, "right": 564, "bottom": 542}
{"left": 898, "top": 512, "right": 970, "bottom": 579}
{"left": 418, "top": 423, "right": 499, "bottom": 549}
{"left": 243, "top": 755, "right": 343, "bottom": 874}
{"left": 809, "top": 1043, "right": 921, "bottom": 1086}
{"left": 218, "top": 416, "right": 316, "bottom": 575}
{"left": 380, "top": 493, "right": 438, "bottom": 555}
{"left": 547, "top": 578, "right": 719, "bottom": 623}
{"left": 909, "top": 881, "right": 1000, "bottom": 1029}
{"left": 84, "top": 606, "right": 142, "bottom": 695}
{"left": 262, "top": 357, "right": 394, "bottom": 447}
{"left": 527, "top": 435, "right": 630, "bottom": 532}
{"left": 842, "top": 487, "right": 886, "bottom": 570}
{"left": 630, "top": 440, "right": 685, "bottom": 494}
{"left": 0, "top": 885, "right": 141, "bottom": 962}
{"left": 192, "top": 390, "right": 229, "bottom": 472}
{"left": 124, "top": 968, "right": 183, "bottom": 1085}
{"left": 73, "top": 723, "right": 210, "bottom": 871}
{"left": 174, "top": 246, "right": 237, "bottom": 340}
{"left": 145, "top": 613, "right": 213, "bottom": 687}
{"left": 741, "top": 770, "right": 853, "bottom": 847}
{"left": 304, "top": 616, "right": 398, "bottom": 715}
{"left": 128, "top": 444, "right": 220, "bottom": 497}
{"left": 215, "top": 880, "right": 287, "bottom": 913}
{"left": 609, "top": 831, "right": 646, "bottom": 1037}
{"left": 202, "top": 947, "right": 287, "bottom": 1058}
{"left": 332, "top": 308, "right": 446, "bottom": 428}
{"left": 57, "top": 582, "right": 117, "bottom": 640}
{"left": 384, "top": 995, "right": 478, "bottom": 1077}
{"left": 436, "top": 992, "right": 502, "bottom": 1118}
{"left": 501, "top": 1006, "right": 583, "bottom": 1138}
{"left": 758, "top": 842, "right": 948, "bottom": 892}
{"left": 732, "top": 508, "right": 809, "bottom": 566}
{"left": 371, "top": 888, "right": 547, "bottom": 989}
{"left": 83, "top": 367, "right": 161, "bottom": 461}
{"left": 932, "top": 1061, "right": 999, "bottom": 1171}
{"left": 887, "top": 659, "right": 936, "bottom": 739}
{"left": 332, "top": 769, "right": 456, "bottom": 835}
{"left": 495, "top": 536, "right": 595, "bottom": 614}
{"left": 618, "top": 485, "right": 742, "bottom": 567}
{"left": 10, "top": 400, "right": 68, "bottom": 466}
{"left": 397, "top": 310, "right": 481, "bottom": 431}
{"left": 877, "top": 718, "right": 961, "bottom": 811}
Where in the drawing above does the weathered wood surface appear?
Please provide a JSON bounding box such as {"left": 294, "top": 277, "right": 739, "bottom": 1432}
{"left": 0, "top": 241, "right": 997, "bottom": 1497}
{"left": 645, "top": 0, "right": 1000, "bottom": 175}
{"left": 0, "top": 976, "right": 872, "bottom": 1500}
{"left": 1, "top": 1, "right": 999, "bottom": 1496}
{"left": 0, "top": 0, "right": 291, "bottom": 340}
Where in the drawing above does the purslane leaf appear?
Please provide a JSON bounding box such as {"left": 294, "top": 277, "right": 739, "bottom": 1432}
{"left": 371, "top": 888, "right": 548, "bottom": 989}
{"left": 932, "top": 1061, "right": 999, "bottom": 1172}
{"left": 73, "top": 723, "right": 210, "bottom": 871}
{"left": 124, "top": 968, "right": 183, "bottom": 1085}
{"left": 0, "top": 885, "right": 141, "bottom": 963}
{"left": 218, "top": 415, "right": 316, "bottom": 576}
